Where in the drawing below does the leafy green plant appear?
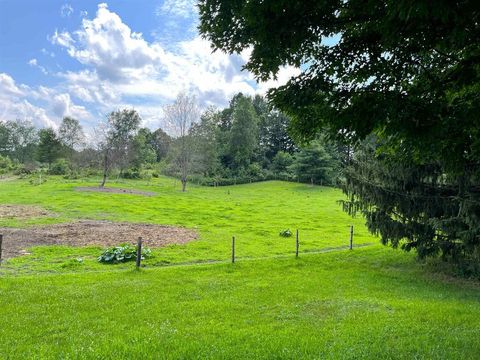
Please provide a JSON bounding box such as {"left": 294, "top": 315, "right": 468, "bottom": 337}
{"left": 279, "top": 229, "right": 292, "bottom": 237}
{"left": 98, "top": 244, "right": 152, "bottom": 264}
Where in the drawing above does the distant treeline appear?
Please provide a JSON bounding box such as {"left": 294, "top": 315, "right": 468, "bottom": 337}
{"left": 0, "top": 93, "right": 345, "bottom": 187}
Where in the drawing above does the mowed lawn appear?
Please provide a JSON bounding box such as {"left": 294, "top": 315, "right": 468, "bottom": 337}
{"left": 0, "top": 177, "right": 479, "bottom": 359}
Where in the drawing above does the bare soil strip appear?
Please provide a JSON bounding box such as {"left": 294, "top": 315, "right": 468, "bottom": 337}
{"left": 0, "top": 220, "right": 198, "bottom": 259}
{"left": 75, "top": 187, "right": 157, "bottom": 196}
{"left": 0, "top": 205, "right": 54, "bottom": 219}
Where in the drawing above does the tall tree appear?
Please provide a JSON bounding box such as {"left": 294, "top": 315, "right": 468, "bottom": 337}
{"left": 163, "top": 92, "right": 199, "bottom": 192}
{"left": 199, "top": 0, "right": 480, "bottom": 269}
{"left": 228, "top": 95, "right": 258, "bottom": 171}
{"left": 130, "top": 128, "right": 157, "bottom": 168}
{"left": 0, "top": 120, "right": 38, "bottom": 162}
{"left": 190, "top": 106, "right": 221, "bottom": 177}
{"left": 37, "top": 128, "right": 62, "bottom": 167}
{"left": 99, "top": 109, "right": 141, "bottom": 187}
{"left": 259, "top": 111, "right": 295, "bottom": 162}
{"left": 58, "top": 117, "right": 85, "bottom": 156}
{"left": 150, "top": 128, "right": 172, "bottom": 161}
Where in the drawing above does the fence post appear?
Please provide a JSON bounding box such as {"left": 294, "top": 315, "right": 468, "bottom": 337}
{"left": 296, "top": 229, "right": 299, "bottom": 258}
{"left": 136, "top": 237, "right": 142, "bottom": 268}
{"left": 349, "top": 225, "right": 353, "bottom": 250}
{"left": 0, "top": 234, "right": 3, "bottom": 265}
{"left": 232, "top": 236, "right": 235, "bottom": 263}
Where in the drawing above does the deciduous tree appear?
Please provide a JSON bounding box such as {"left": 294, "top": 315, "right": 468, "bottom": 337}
{"left": 199, "top": 0, "right": 480, "bottom": 270}
{"left": 163, "top": 92, "right": 199, "bottom": 192}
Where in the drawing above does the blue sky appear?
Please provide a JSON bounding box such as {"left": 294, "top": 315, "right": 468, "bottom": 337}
{"left": 0, "top": 1, "right": 300, "bottom": 135}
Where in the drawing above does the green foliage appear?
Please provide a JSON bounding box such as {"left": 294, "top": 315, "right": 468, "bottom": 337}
{"left": 37, "top": 128, "right": 62, "bottom": 166}
{"left": 279, "top": 229, "right": 292, "bottom": 237}
{"left": 228, "top": 95, "right": 259, "bottom": 170}
{"left": 59, "top": 117, "right": 85, "bottom": 152}
{"left": 271, "top": 151, "right": 294, "bottom": 179}
{"left": 0, "top": 154, "right": 14, "bottom": 174}
{"left": 290, "top": 139, "right": 339, "bottom": 185}
{"left": 0, "top": 120, "right": 38, "bottom": 163}
{"left": 199, "top": 1, "right": 480, "bottom": 269}
{"left": 98, "top": 244, "right": 152, "bottom": 264}
{"left": 27, "top": 169, "right": 48, "bottom": 186}
{"left": 48, "top": 158, "right": 70, "bottom": 175}
{"left": 341, "top": 138, "right": 480, "bottom": 274}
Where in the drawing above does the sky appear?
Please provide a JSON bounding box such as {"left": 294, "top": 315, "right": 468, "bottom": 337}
{"left": 0, "top": 0, "right": 300, "bottom": 136}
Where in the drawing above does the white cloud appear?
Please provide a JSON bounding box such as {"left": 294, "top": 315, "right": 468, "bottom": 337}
{"left": 49, "top": 30, "right": 75, "bottom": 49}
{"left": 51, "top": 4, "right": 258, "bottom": 103}
{"left": 156, "top": 0, "right": 197, "bottom": 18}
{"left": 0, "top": 73, "right": 25, "bottom": 98}
{"left": 0, "top": 73, "right": 92, "bottom": 129}
{"left": 39, "top": 3, "right": 297, "bottom": 132}
{"left": 60, "top": 3, "right": 74, "bottom": 18}
{"left": 28, "top": 58, "right": 48, "bottom": 74}
{"left": 41, "top": 48, "right": 55, "bottom": 57}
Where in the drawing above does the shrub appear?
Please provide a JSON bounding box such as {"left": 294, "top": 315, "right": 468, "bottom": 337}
{"left": 27, "top": 169, "right": 48, "bottom": 185}
{"left": 0, "top": 154, "right": 13, "bottom": 170}
{"left": 279, "top": 229, "right": 292, "bottom": 237}
{"left": 14, "top": 162, "right": 38, "bottom": 176}
{"left": 121, "top": 168, "right": 141, "bottom": 179}
{"left": 98, "top": 244, "right": 152, "bottom": 264}
{"left": 49, "top": 159, "right": 70, "bottom": 175}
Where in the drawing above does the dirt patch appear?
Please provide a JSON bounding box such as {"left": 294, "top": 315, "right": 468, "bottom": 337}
{"left": 75, "top": 186, "right": 157, "bottom": 196}
{"left": 0, "top": 221, "right": 198, "bottom": 259}
{"left": 0, "top": 205, "right": 54, "bottom": 219}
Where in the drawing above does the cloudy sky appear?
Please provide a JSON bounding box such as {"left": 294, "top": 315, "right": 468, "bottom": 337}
{"left": 0, "top": 0, "right": 299, "bottom": 135}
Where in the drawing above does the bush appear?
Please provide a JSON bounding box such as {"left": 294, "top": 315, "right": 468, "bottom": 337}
{"left": 121, "top": 168, "right": 141, "bottom": 179}
{"left": 279, "top": 229, "right": 292, "bottom": 237}
{"left": 49, "top": 159, "right": 70, "bottom": 175}
{"left": 98, "top": 244, "right": 152, "bottom": 264}
{"left": 0, "top": 154, "right": 13, "bottom": 170}
{"left": 14, "top": 162, "right": 38, "bottom": 176}
{"left": 27, "top": 169, "right": 48, "bottom": 185}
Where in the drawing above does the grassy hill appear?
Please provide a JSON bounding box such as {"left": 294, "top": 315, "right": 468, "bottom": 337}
{"left": 0, "top": 177, "right": 479, "bottom": 358}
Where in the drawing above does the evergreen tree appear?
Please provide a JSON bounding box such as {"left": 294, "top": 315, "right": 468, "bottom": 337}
{"left": 290, "top": 140, "right": 338, "bottom": 185}
{"left": 37, "top": 128, "right": 62, "bottom": 167}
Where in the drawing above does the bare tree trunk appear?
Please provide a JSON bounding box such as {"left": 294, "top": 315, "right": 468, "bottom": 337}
{"left": 181, "top": 177, "right": 187, "bottom": 192}
{"left": 100, "top": 151, "right": 108, "bottom": 188}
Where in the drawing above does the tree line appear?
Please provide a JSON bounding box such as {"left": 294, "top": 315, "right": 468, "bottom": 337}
{"left": 0, "top": 92, "right": 343, "bottom": 190}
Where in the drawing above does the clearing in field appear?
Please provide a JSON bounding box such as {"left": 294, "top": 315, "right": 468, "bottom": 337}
{"left": 0, "top": 220, "right": 197, "bottom": 259}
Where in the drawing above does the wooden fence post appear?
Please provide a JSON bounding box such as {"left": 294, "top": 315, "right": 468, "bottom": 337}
{"left": 349, "top": 225, "right": 353, "bottom": 250}
{"left": 296, "top": 229, "right": 299, "bottom": 258}
{"left": 232, "top": 236, "right": 235, "bottom": 263}
{"left": 136, "top": 237, "right": 142, "bottom": 268}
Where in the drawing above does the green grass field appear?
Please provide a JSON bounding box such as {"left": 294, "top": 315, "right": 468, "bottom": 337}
{"left": 0, "top": 176, "right": 479, "bottom": 359}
